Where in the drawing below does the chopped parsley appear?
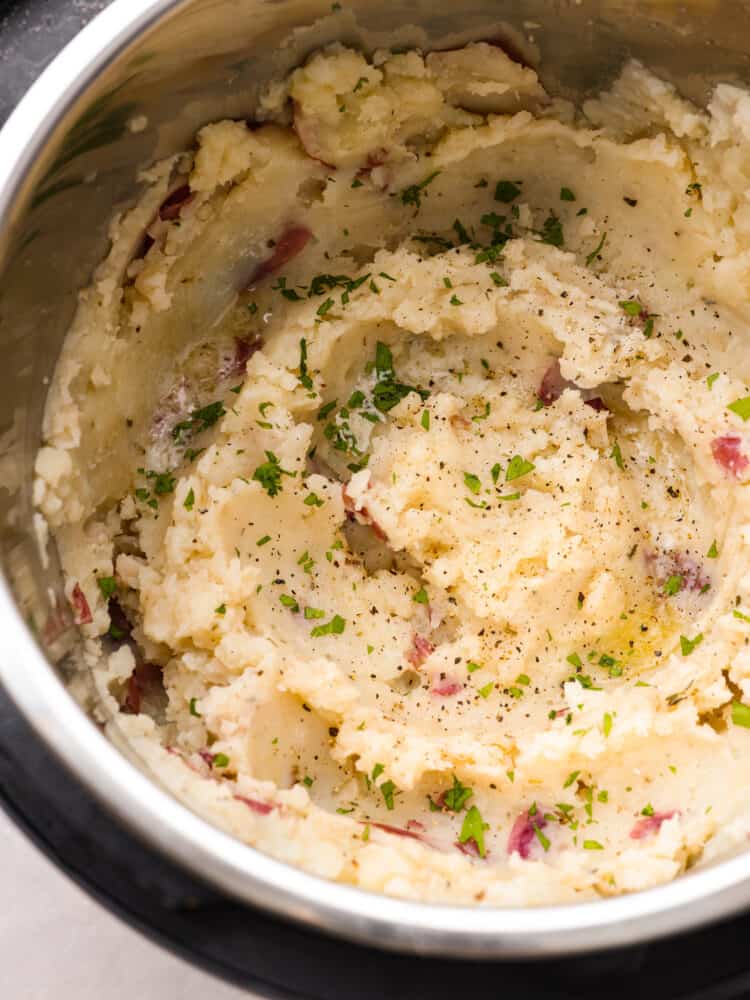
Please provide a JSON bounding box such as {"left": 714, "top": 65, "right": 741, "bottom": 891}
{"left": 215, "top": 603, "right": 226, "bottom": 615}
{"left": 441, "top": 775, "right": 473, "bottom": 812}
{"left": 478, "top": 682, "right": 494, "bottom": 699}
{"left": 463, "top": 472, "right": 482, "bottom": 495}
{"left": 304, "top": 492, "right": 324, "bottom": 507}
{"left": 400, "top": 171, "right": 440, "bottom": 209}
{"left": 257, "top": 535, "right": 271, "bottom": 546}
{"left": 619, "top": 300, "right": 642, "bottom": 317}
{"left": 371, "top": 341, "right": 428, "bottom": 413}
{"left": 183, "top": 488, "right": 195, "bottom": 511}
{"left": 449, "top": 294, "right": 463, "bottom": 306}
{"left": 459, "top": 805, "right": 488, "bottom": 857}
{"left": 421, "top": 409, "right": 430, "bottom": 431}
{"left": 707, "top": 372, "right": 719, "bottom": 390}
{"left": 563, "top": 770, "right": 580, "bottom": 788}
{"left": 189, "top": 697, "right": 201, "bottom": 717}
{"left": 663, "top": 575, "right": 683, "bottom": 597}
{"left": 494, "top": 180, "right": 521, "bottom": 203}
{"left": 279, "top": 594, "right": 299, "bottom": 612}
{"left": 732, "top": 701, "right": 750, "bottom": 728}
{"left": 310, "top": 614, "right": 346, "bottom": 637}
{"left": 534, "top": 825, "right": 551, "bottom": 851}
{"left": 298, "top": 338, "right": 313, "bottom": 389}
{"left": 538, "top": 213, "right": 564, "bottom": 247}
{"left": 680, "top": 633, "right": 703, "bottom": 656}
{"left": 560, "top": 186, "right": 576, "bottom": 201}
{"left": 603, "top": 712, "right": 613, "bottom": 737}
{"left": 172, "top": 400, "right": 226, "bottom": 442}
{"left": 728, "top": 396, "right": 750, "bottom": 421}
{"left": 97, "top": 576, "right": 117, "bottom": 599}
{"left": 583, "top": 839, "right": 603, "bottom": 850}
{"left": 505, "top": 455, "right": 535, "bottom": 482}
{"left": 467, "top": 661, "right": 482, "bottom": 673}
{"left": 707, "top": 539, "right": 719, "bottom": 558}
{"left": 585, "top": 231, "right": 607, "bottom": 267}
{"left": 213, "top": 753, "right": 230, "bottom": 768}
{"left": 252, "top": 451, "right": 296, "bottom": 496}
{"left": 413, "top": 587, "right": 429, "bottom": 604}
{"left": 380, "top": 780, "right": 397, "bottom": 810}
{"left": 610, "top": 441, "right": 625, "bottom": 470}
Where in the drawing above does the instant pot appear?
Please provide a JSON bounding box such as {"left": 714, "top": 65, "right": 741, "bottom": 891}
{"left": 4, "top": 1, "right": 750, "bottom": 995}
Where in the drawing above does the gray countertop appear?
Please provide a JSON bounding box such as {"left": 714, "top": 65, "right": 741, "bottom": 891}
{"left": 1, "top": 808, "right": 252, "bottom": 998}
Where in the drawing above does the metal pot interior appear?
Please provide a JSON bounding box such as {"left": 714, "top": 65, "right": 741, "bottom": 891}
{"left": 3, "top": 0, "right": 750, "bottom": 958}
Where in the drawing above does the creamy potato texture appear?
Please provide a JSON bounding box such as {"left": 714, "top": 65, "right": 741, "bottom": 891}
{"left": 34, "top": 42, "right": 750, "bottom": 904}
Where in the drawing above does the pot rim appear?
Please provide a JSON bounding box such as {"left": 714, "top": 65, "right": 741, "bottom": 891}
{"left": 0, "top": 0, "right": 748, "bottom": 959}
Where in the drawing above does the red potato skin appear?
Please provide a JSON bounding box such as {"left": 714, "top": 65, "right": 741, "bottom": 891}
{"left": 235, "top": 795, "right": 274, "bottom": 815}
{"left": 455, "top": 838, "right": 484, "bottom": 858}
{"left": 431, "top": 678, "right": 463, "bottom": 697}
{"left": 248, "top": 225, "right": 313, "bottom": 286}
{"left": 369, "top": 821, "right": 426, "bottom": 842}
{"left": 70, "top": 583, "right": 92, "bottom": 625}
{"left": 341, "top": 484, "right": 388, "bottom": 541}
{"left": 538, "top": 359, "right": 609, "bottom": 412}
{"left": 712, "top": 434, "right": 749, "bottom": 478}
{"left": 630, "top": 810, "right": 678, "bottom": 840}
{"left": 407, "top": 634, "right": 435, "bottom": 668}
{"left": 507, "top": 808, "right": 548, "bottom": 859}
{"left": 123, "top": 662, "right": 163, "bottom": 715}
{"left": 158, "top": 184, "right": 194, "bottom": 221}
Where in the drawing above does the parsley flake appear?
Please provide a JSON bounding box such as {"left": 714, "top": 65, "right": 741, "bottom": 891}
{"left": 252, "top": 451, "right": 296, "bottom": 496}
{"left": 97, "top": 576, "right": 117, "bottom": 600}
{"left": 494, "top": 180, "right": 521, "bottom": 203}
{"left": 505, "top": 455, "right": 535, "bottom": 482}
{"left": 400, "top": 171, "right": 440, "bottom": 209}
{"left": 442, "top": 775, "right": 473, "bottom": 812}
{"left": 538, "top": 213, "right": 564, "bottom": 247}
{"left": 464, "top": 472, "right": 482, "bottom": 494}
{"left": 172, "top": 400, "right": 225, "bottom": 442}
{"left": 585, "top": 231, "right": 607, "bottom": 267}
{"left": 732, "top": 701, "right": 750, "bottom": 728}
{"left": 459, "top": 805, "right": 488, "bottom": 857}
{"left": 728, "top": 396, "right": 750, "bottom": 421}
{"left": 310, "top": 614, "right": 346, "bottom": 638}
{"left": 380, "top": 780, "right": 397, "bottom": 810}
{"left": 680, "top": 633, "right": 703, "bottom": 656}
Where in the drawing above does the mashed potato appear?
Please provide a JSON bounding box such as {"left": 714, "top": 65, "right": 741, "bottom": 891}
{"left": 34, "top": 42, "right": 750, "bottom": 904}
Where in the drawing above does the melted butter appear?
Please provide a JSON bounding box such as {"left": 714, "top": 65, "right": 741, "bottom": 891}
{"left": 586, "top": 600, "right": 680, "bottom": 678}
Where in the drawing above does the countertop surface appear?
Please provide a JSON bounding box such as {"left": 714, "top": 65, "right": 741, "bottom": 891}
{"left": 1, "top": 808, "right": 253, "bottom": 999}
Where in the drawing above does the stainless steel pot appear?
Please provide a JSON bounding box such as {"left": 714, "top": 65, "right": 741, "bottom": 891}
{"left": 2, "top": 0, "right": 750, "bottom": 960}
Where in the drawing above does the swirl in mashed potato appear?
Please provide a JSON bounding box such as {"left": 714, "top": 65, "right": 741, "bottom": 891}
{"left": 34, "top": 41, "right": 750, "bottom": 904}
